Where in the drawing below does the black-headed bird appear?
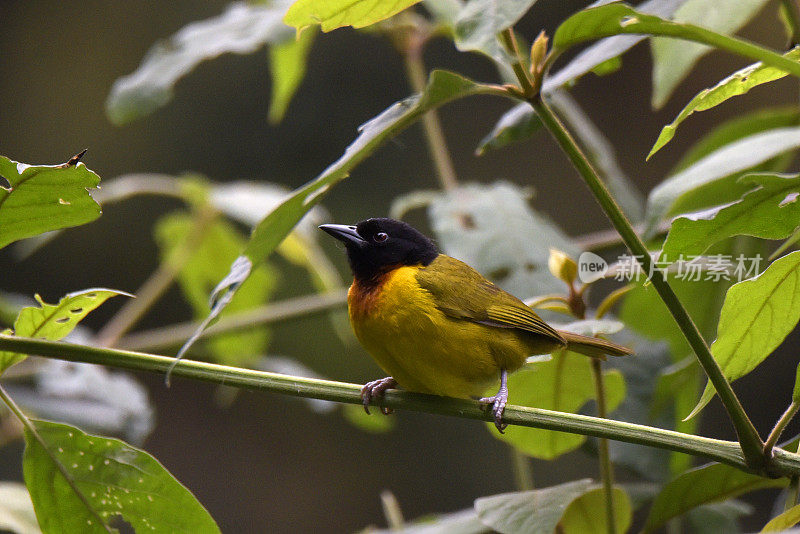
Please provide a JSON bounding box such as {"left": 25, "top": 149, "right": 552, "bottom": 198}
{"left": 320, "top": 218, "right": 631, "bottom": 431}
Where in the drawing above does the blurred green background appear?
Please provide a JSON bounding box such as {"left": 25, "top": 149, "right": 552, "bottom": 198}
{"left": 1, "top": 0, "right": 798, "bottom": 532}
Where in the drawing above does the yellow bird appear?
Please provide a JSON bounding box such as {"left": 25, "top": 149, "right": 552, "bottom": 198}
{"left": 320, "top": 218, "right": 631, "bottom": 430}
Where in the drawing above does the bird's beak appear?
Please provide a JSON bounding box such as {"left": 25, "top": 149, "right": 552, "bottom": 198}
{"left": 318, "top": 224, "right": 367, "bottom": 246}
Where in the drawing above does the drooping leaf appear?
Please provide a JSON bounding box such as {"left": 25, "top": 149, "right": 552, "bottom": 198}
{"left": 475, "top": 104, "right": 541, "bottom": 155}
{"left": 427, "top": 181, "right": 581, "bottom": 299}
{"left": 453, "top": 0, "right": 539, "bottom": 59}
{"left": 0, "top": 154, "right": 100, "bottom": 250}
{"left": 689, "top": 251, "right": 800, "bottom": 418}
{"left": 283, "top": 0, "right": 421, "bottom": 32}
{"left": 543, "top": 0, "right": 687, "bottom": 91}
{"left": 174, "top": 70, "right": 497, "bottom": 367}
{"left": 762, "top": 503, "right": 800, "bottom": 532}
{"left": 106, "top": 1, "right": 295, "bottom": 125}
{"left": 642, "top": 463, "right": 786, "bottom": 533}
{"left": 23, "top": 420, "right": 219, "bottom": 533}
{"left": 474, "top": 479, "right": 594, "bottom": 534}
{"left": 661, "top": 173, "right": 800, "bottom": 259}
{"left": 0, "top": 289, "right": 131, "bottom": 374}
{"left": 268, "top": 26, "right": 316, "bottom": 123}
{"left": 559, "top": 487, "right": 632, "bottom": 534}
{"left": 644, "top": 126, "right": 800, "bottom": 237}
{"left": 552, "top": 3, "right": 800, "bottom": 80}
{"left": 154, "top": 213, "right": 275, "bottom": 366}
{"left": 650, "top": 0, "right": 772, "bottom": 109}
{"left": 650, "top": 48, "right": 800, "bottom": 158}
{"left": 492, "top": 352, "right": 625, "bottom": 459}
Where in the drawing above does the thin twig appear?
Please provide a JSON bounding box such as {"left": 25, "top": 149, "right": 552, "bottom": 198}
{"left": 765, "top": 401, "right": 800, "bottom": 459}
{"left": 592, "top": 359, "right": 616, "bottom": 534}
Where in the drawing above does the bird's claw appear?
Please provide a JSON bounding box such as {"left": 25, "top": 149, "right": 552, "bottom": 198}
{"left": 479, "top": 388, "right": 509, "bottom": 433}
{"left": 361, "top": 377, "right": 397, "bottom": 415}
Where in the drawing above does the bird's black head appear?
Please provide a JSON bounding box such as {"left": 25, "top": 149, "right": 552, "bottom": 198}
{"left": 319, "top": 218, "right": 438, "bottom": 281}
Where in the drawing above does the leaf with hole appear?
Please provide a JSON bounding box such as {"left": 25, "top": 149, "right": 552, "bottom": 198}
{"left": 284, "top": 0, "right": 421, "bottom": 32}
{"left": 650, "top": 47, "right": 800, "bottom": 158}
{"left": 661, "top": 173, "right": 800, "bottom": 260}
{"left": 23, "top": 419, "right": 219, "bottom": 533}
{"left": 688, "top": 250, "right": 800, "bottom": 419}
{"left": 491, "top": 352, "right": 625, "bottom": 459}
{"left": 650, "top": 0, "right": 772, "bottom": 109}
{"left": 0, "top": 289, "right": 131, "bottom": 375}
{"left": 474, "top": 479, "right": 594, "bottom": 534}
{"left": 642, "top": 463, "right": 786, "bottom": 533}
{"left": 173, "top": 70, "right": 498, "bottom": 367}
{"left": 0, "top": 155, "right": 100, "bottom": 251}
{"left": 106, "top": 1, "right": 296, "bottom": 125}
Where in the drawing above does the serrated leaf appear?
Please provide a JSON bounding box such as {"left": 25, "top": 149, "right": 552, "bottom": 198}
{"left": 491, "top": 352, "right": 625, "bottom": 459}
{"left": 0, "top": 155, "right": 100, "bottom": 250}
{"left": 762, "top": 502, "right": 800, "bottom": 532}
{"left": 474, "top": 479, "right": 594, "bottom": 534}
{"left": 559, "top": 487, "right": 632, "bottom": 534}
{"left": 543, "top": 0, "right": 686, "bottom": 91}
{"left": 642, "top": 463, "right": 786, "bottom": 533}
{"left": 645, "top": 127, "right": 800, "bottom": 237}
{"left": 650, "top": 0, "right": 772, "bottom": 109}
{"left": 552, "top": 3, "right": 800, "bottom": 80}
{"left": 106, "top": 2, "right": 295, "bottom": 125}
{"left": 23, "top": 420, "right": 219, "bottom": 533}
{"left": 268, "top": 26, "right": 315, "bottom": 123}
{"left": 428, "top": 181, "right": 581, "bottom": 298}
{"left": 283, "top": 0, "right": 421, "bottom": 32}
{"left": 0, "top": 289, "right": 131, "bottom": 374}
{"left": 453, "top": 0, "right": 539, "bottom": 59}
{"left": 155, "top": 213, "right": 275, "bottom": 366}
{"left": 650, "top": 48, "right": 800, "bottom": 157}
{"left": 661, "top": 173, "right": 800, "bottom": 259}
{"left": 689, "top": 250, "right": 800, "bottom": 419}
{"left": 174, "top": 70, "right": 495, "bottom": 367}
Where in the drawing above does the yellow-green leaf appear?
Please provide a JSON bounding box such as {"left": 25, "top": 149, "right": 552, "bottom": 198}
{"left": 560, "top": 487, "right": 632, "bottom": 534}
{"left": 284, "top": 0, "right": 421, "bottom": 32}
{"left": 762, "top": 503, "right": 800, "bottom": 532}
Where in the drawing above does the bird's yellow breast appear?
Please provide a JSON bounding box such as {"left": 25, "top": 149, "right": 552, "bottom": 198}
{"left": 348, "top": 265, "right": 532, "bottom": 398}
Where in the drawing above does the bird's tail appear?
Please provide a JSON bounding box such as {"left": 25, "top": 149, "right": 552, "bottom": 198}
{"left": 559, "top": 331, "right": 633, "bottom": 360}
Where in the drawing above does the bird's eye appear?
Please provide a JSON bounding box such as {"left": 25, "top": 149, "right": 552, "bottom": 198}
{"left": 374, "top": 232, "right": 388, "bottom": 242}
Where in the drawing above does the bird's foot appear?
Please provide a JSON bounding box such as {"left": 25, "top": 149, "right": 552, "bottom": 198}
{"left": 479, "top": 370, "right": 509, "bottom": 433}
{"left": 361, "top": 377, "right": 397, "bottom": 415}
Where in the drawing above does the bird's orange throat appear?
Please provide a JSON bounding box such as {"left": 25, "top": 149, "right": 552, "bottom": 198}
{"left": 347, "top": 265, "right": 404, "bottom": 318}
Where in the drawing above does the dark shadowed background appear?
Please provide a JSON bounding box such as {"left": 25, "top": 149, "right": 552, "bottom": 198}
{"left": 1, "top": 0, "right": 798, "bottom": 532}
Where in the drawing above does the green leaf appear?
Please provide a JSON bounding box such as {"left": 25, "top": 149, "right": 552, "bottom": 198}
{"left": 174, "top": 70, "right": 495, "bottom": 368}
{"left": 453, "top": 0, "right": 539, "bottom": 58}
{"left": 650, "top": 0, "right": 772, "bottom": 109}
{"left": 474, "top": 479, "right": 594, "bottom": 534}
{"left": 645, "top": 126, "right": 800, "bottom": 237}
{"left": 475, "top": 104, "right": 541, "bottom": 155}
{"left": 793, "top": 362, "right": 800, "bottom": 402}
{"left": 662, "top": 173, "right": 800, "bottom": 259}
{"left": 283, "top": 0, "right": 421, "bottom": 32}
{"left": 106, "top": 2, "right": 295, "bottom": 125}
{"left": 650, "top": 48, "right": 800, "bottom": 158}
{"left": 427, "top": 181, "right": 581, "bottom": 299}
{"left": 689, "top": 250, "right": 800, "bottom": 419}
{"left": 687, "top": 500, "right": 753, "bottom": 533}
{"left": 0, "top": 154, "right": 101, "bottom": 250}
{"left": 23, "top": 420, "right": 219, "bottom": 533}
{"left": 268, "top": 26, "right": 315, "bottom": 124}
{"left": 762, "top": 503, "right": 800, "bottom": 532}
{"left": 342, "top": 404, "right": 395, "bottom": 433}
{"left": 154, "top": 213, "right": 275, "bottom": 366}
{"left": 492, "top": 352, "right": 625, "bottom": 459}
{"left": 642, "top": 463, "right": 786, "bottom": 533}
{"left": 552, "top": 3, "right": 800, "bottom": 80}
{"left": 559, "top": 487, "right": 632, "bottom": 534}
{"left": 0, "top": 289, "right": 131, "bottom": 374}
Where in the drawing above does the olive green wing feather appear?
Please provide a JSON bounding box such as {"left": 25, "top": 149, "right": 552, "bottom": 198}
{"left": 416, "top": 255, "right": 564, "bottom": 342}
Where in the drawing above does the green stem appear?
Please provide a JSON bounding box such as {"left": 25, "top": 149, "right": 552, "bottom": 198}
{"left": 591, "top": 359, "right": 616, "bottom": 534}
{"left": 402, "top": 32, "right": 459, "bottom": 191}
{"left": 1, "top": 335, "right": 797, "bottom": 476}
{"left": 511, "top": 449, "right": 534, "bottom": 491}
{"left": 499, "top": 29, "right": 536, "bottom": 97}
{"left": 765, "top": 401, "right": 800, "bottom": 458}
{"left": 529, "top": 97, "right": 766, "bottom": 471}
{"left": 0, "top": 384, "right": 113, "bottom": 532}
{"left": 787, "top": 476, "right": 800, "bottom": 511}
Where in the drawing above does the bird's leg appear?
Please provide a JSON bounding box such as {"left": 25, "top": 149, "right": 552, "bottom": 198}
{"left": 361, "top": 377, "right": 398, "bottom": 415}
{"left": 479, "top": 369, "right": 509, "bottom": 433}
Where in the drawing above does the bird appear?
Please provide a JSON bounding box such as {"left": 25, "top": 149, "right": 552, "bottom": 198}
{"left": 319, "top": 217, "right": 632, "bottom": 431}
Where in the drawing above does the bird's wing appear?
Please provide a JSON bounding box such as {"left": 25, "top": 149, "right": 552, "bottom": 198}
{"left": 415, "top": 255, "right": 564, "bottom": 342}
